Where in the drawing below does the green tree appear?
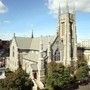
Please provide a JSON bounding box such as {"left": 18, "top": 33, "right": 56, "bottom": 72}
{"left": 75, "top": 56, "right": 89, "bottom": 84}
{"left": 0, "top": 71, "right": 14, "bottom": 90}
{"left": 46, "top": 61, "right": 72, "bottom": 90}
{"left": 76, "top": 66, "right": 89, "bottom": 81}
{"left": 0, "top": 67, "right": 34, "bottom": 90}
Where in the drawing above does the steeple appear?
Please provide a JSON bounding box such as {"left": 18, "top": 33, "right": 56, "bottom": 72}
{"left": 57, "top": 0, "right": 77, "bottom": 66}
{"left": 31, "top": 30, "right": 34, "bottom": 38}
{"left": 58, "top": 3, "right": 61, "bottom": 23}
{"left": 64, "top": 0, "right": 69, "bottom": 13}
{"left": 72, "top": 0, "right": 77, "bottom": 66}
{"left": 73, "top": 0, "right": 76, "bottom": 18}
{"left": 57, "top": 2, "right": 61, "bottom": 36}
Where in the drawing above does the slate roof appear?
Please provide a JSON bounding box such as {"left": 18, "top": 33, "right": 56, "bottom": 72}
{"left": 15, "top": 36, "right": 56, "bottom": 51}
{"left": 15, "top": 37, "right": 32, "bottom": 50}
{"left": 30, "top": 36, "right": 56, "bottom": 51}
{"left": 14, "top": 36, "right": 56, "bottom": 62}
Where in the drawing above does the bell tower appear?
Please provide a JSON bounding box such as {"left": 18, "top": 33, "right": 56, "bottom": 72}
{"left": 58, "top": 0, "right": 77, "bottom": 66}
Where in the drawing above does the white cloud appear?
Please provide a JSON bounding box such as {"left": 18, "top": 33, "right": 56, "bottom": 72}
{"left": 0, "top": 1, "right": 8, "bottom": 14}
{"left": 0, "top": 20, "right": 10, "bottom": 24}
{"left": 46, "top": 0, "right": 90, "bottom": 15}
{"left": 3, "top": 20, "right": 10, "bottom": 24}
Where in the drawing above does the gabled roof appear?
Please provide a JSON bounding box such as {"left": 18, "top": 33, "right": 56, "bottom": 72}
{"left": 15, "top": 36, "right": 56, "bottom": 51}
{"left": 15, "top": 37, "right": 32, "bottom": 50}
{"left": 14, "top": 36, "right": 56, "bottom": 63}
{"left": 30, "top": 36, "right": 56, "bottom": 51}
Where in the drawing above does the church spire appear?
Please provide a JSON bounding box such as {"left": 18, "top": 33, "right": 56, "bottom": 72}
{"left": 31, "top": 29, "right": 34, "bottom": 38}
{"left": 58, "top": 3, "right": 61, "bottom": 20}
{"left": 73, "top": 0, "right": 76, "bottom": 16}
{"left": 65, "top": 0, "right": 69, "bottom": 13}
{"left": 57, "top": 2, "right": 61, "bottom": 36}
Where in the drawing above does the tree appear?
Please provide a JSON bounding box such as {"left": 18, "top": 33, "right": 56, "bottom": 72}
{"left": 76, "top": 66, "right": 88, "bottom": 81}
{"left": 0, "top": 67, "right": 34, "bottom": 90}
{"left": 0, "top": 70, "right": 14, "bottom": 90}
{"left": 14, "top": 67, "right": 34, "bottom": 90}
{"left": 46, "top": 61, "right": 72, "bottom": 90}
{"left": 75, "top": 56, "right": 89, "bottom": 84}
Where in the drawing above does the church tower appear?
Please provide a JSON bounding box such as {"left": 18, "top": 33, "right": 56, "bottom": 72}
{"left": 58, "top": 0, "right": 77, "bottom": 66}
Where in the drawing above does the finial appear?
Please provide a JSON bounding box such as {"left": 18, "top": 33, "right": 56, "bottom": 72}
{"left": 31, "top": 29, "right": 34, "bottom": 38}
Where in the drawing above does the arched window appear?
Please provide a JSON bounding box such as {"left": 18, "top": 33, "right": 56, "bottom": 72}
{"left": 54, "top": 48, "right": 60, "bottom": 61}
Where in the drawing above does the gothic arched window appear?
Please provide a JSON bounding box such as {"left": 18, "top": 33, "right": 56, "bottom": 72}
{"left": 54, "top": 48, "right": 60, "bottom": 61}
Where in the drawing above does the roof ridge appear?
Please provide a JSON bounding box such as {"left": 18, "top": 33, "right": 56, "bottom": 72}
{"left": 15, "top": 36, "right": 31, "bottom": 38}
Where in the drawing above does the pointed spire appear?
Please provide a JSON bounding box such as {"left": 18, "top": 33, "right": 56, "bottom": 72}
{"left": 58, "top": 2, "right": 61, "bottom": 18}
{"left": 58, "top": 2, "right": 61, "bottom": 25}
{"left": 57, "top": 2, "right": 61, "bottom": 36}
{"left": 65, "top": 0, "right": 69, "bottom": 13}
{"left": 73, "top": 0, "right": 76, "bottom": 15}
{"left": 72, "top": 0, "right": 76, "bottom": 22}
{"left": 31, "top": 29, "right": 34, "bottom": 38}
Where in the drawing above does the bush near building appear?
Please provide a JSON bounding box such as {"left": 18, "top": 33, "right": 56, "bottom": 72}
{"left": 0, "top": 68, "right": 34, "bottom": 90}
{"left": 75, "top": 58, "right": 89, "bottom": 85}
{"left": 46, "top": 61, "right": 77, "bottom": 90}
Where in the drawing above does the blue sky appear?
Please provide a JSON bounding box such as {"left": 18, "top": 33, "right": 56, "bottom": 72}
{"left": 0, "top": 0, "right": 90, "bottom": 41}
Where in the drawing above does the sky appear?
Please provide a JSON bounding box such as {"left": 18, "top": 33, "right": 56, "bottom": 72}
{"left": 0, "top": 0, "right": 90, "bottom": 41}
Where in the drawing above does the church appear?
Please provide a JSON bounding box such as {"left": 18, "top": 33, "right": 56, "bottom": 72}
{"left": 6, "top": 0, "right": 90, "bottom": 90}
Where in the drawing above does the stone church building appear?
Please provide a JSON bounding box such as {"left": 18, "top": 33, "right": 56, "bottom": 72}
{"left": 6, "top": 0, "right": 90, "bottom": 90}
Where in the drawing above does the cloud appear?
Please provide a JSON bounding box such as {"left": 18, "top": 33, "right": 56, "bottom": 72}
{"left": 0, "top": 20, "right": 10, "bottom": 24}
{"left": 46, "top": 0, "right": 90, "bottom": 15}
{"left": 3, "top": 20, "right": 10, "bottom": 24}
{"left": 0, "top": 1, "right": 8, "bottom": 14}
